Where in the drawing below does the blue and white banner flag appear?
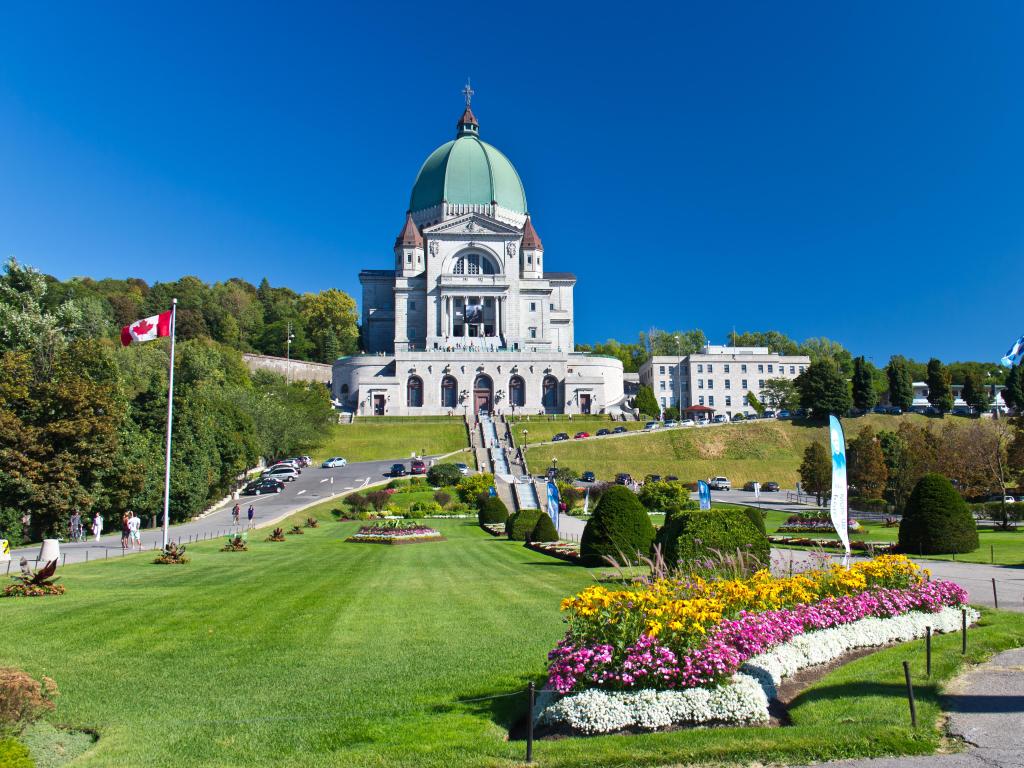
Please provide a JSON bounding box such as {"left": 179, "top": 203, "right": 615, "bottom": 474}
{"left": 697, "top": 480, "right": 711, "bottom": 510}
{"left": 1000, "top": 335, "right": 1024, "bottom": 369}
{"left": 582, "top": 487, "right": 590, "bottom": 515}
{"left": 546, "top": 481, "right": 560, "bottom": 530}
{"left": 828, "top": 415, "right": 851, "bottom": 560}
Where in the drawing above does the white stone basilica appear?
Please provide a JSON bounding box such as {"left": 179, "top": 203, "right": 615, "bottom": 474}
{"left": 332, "top": 95, "right": 624, "bottom": 417}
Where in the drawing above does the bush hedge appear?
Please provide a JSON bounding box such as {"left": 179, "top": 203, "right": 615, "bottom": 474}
{"left": 506, "top": 509, "right": 544, "bottom": 541}
{"left": 655, "top": 509, "right": 769, "bottom": 568}
{"left": 427, "top": 463, "right": 462, "bottom": 487}
{"left": 531, "top": 513, "right": 559, "bottom": 542}
{"left": 899, "top": 473, "right": 979, "bottom": 554}
{"left": 579, "top": 486, "right": 655, "bottom": 567}
{"left": 738, "top": 505, "right": 766, "bottom": 536}
{"left": 477, "top": 497, "right": 509, "bottom": 525}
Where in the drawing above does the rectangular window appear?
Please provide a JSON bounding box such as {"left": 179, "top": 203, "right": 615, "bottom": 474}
{"left": 724, "top": 364, "right": 730, "bottom": 373}
{"left": 698, "top": 379, "right": 704, "bottom": 389}
{"left": 742, "top": 379, "right": 748, "bottom": 389}
{"left": 697, "top": 364, "right": 703, "bottom": 373}
{"left": 699, "top": 396, "right": 705, "bottom": 406}
{"left": 758, "top": 379, "right": 765, "bottom": 388}
{"left": 529, "top": 327, "right": 537, "bottom": 339}
{"left": 768, "top": 364, "right": 774, "bottom": 373}
{"left": 725, "top": 380, "right": 731, "bottom": 389}
{"left": 707, "top": 379, "right": 714, "bottom": 389}
{"left": 530, "top": 302, "right": 536, "bottom": 312}
{"left": 406, "top": 253, "right": 412, "bottom": 264}
{"left": 799, "top": 366, "right": 806, "bottom": 373}
{"left": 659, "top": 381, "right": 666, "bottom": 391}
{"left": 758, "top": 364, "right": 764, "bottom": 373}
{"left": 725, "top": 396, "right": 732, "bottom": 407}
{"left": 527, "top": 255, "right": 533, "bottom": 264}
{"left": 409, "top": 300, "right": 416, "bottom": 310}
{"left": 550, "top": 303, "right": 555, "bottom": 310}
{"left": 707, "top": 364, "right": 713, "bottom": 373}
{"left": 659, "top": 366, "right": 665, "bottom": 374}
{"left": 661, "top": 397, "right": 666, "bottom": 406}
{"left": 790, "top": 365, "right": 795, "bottom": 374}
{"left": 708, "top": 396, "right": 715, "bottom": 406}
{"left": 741, "top": 364, "right": 747, "bottom": 373}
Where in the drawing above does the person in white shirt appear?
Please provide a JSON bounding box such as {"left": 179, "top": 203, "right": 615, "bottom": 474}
{"left": 127, "top": 511, "right": 142, "bottom": 550}
{"left": 92, "top": 513, "right": 103, "bottom": 542}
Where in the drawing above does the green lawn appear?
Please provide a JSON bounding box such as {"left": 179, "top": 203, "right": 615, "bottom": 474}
{"left": 508, "top": 415, "right": 643, "bottom": 444}
{"left": 314, "top": 417, "right": 469, "bottom": 462}
{"left": 531, "top": 413, "right": 963, "bottom": 487}
{"left": 3, "top": 501, "right": 1023, "bottom": 767}
{"left": 764, "top": 509, "right": 1024, "bottom": 566}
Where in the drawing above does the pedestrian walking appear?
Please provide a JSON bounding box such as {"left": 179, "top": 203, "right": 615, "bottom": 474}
{"left": 247, "top": 505, "right": 255, "bottom": 528}
{"left": 120, "top": 513, "right": 130, "bottom": 550}
{"left": 232, "top": 503, "right": 241, "bottom": 526}
{"left": 92, "top": 513, "right": 103, "bottom": 542}
{"left": 69, "top": 510, "right": 82, "bottom": 543}
{"left": 127, "top": 511, "right": 142, "bottom": 551}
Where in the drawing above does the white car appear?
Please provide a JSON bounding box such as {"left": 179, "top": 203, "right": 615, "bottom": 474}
{"left": 1004, "top": 496, "right": 1016, "bottom": 504}
{"left": 455, "top": 462, "right": 470, "bottom": 475}
{"left": 643, "top": 421, "right": 661, "bottom": 431}
{"left": 680, "top": 419, "right": 696, "bottom": 426}
{"left": 322, "top": 457, "right": 348, "bottom": 468}
{"left": 263, "top": 466, "right": 299, "bottom": 482}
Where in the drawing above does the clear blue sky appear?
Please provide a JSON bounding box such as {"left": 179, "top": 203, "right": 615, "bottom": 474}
{"left": 2, "top": 2, "right": 1022, "bottom": 364}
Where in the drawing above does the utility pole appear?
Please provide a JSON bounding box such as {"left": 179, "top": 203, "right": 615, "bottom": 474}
{"left": 285, "top": 322, "right": 295, "bottom": 383}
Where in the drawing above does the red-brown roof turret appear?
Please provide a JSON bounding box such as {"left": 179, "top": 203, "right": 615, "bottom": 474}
{"left": 521, "top": 216, "right": 543, "bottom": 250}
{"left": 394, "top": 212, "right": 423, "bottom": 248}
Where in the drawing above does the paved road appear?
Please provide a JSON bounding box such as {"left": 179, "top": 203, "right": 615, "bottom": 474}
{"left": 5, "top": 457, "right": 411, "bottom": 569}
{"left": 793, "top": 647, "right": 1024, "bottom": 768}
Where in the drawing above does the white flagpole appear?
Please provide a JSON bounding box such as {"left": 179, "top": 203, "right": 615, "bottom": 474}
{"left": 160, "top": 299, "right": 178, "bottom": 549}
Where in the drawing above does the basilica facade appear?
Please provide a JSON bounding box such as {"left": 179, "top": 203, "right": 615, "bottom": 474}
{"left": 332, "top": 100, "right": 624, "bottom": 417}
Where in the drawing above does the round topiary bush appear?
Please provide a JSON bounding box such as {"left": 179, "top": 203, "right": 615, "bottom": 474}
{"left": 427, "top": 463, "right": 462, "bottom": 487}
{"left": 898, "top": 473, "right": 979, "bottom": 555}
{"left": 579, "top": 485, "right": 655, "bottom": 567}
{"left": 530, "top": 513, "right": 559, "bottom": 542}
{"left": 478, "top": 496, "right": 509, "bottom": 525}
{"left": 506, "top": 509, "right": 543, "bottom": 541}
{"left": 739, "top": 505, "right": 766, "bottom": 536}
{"left": 655, "top": 509, "right": 769, "bottom": 569}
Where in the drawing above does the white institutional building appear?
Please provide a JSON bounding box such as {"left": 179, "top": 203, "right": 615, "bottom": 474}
{"left": 333, "top": 96, "right": 624, "bottom": 416}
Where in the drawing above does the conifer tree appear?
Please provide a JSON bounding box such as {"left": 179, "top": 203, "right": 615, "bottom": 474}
{"left": 848, "top": 426, "right": 888, "bottom": 499}
{"left": 926, "top": 358, "right": 953, "bottom": 413}
{"left": 799, "top": 441, "right": 832, "bottom": 505}
{"left": 851, "top": 356, "right": 876, "bottom": 411}
{"left": 886, "top": 356, "right": 914, "bottom": 410}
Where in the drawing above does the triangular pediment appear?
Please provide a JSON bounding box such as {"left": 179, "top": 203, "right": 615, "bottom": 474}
{"left": 423, "top": 213, "right": 520, "bottom": 237}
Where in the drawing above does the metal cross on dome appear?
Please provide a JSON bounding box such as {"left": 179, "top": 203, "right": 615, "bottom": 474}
{"left": 462, "top": 79, "right": 474, "bottom": 106}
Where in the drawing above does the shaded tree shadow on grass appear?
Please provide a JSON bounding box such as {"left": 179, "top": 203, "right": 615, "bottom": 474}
{"left": 433, "top": 677, "right": 540, "bottom": 736}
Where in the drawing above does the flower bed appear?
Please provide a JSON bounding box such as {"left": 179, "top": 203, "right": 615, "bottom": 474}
{"left": 526, "top": 540, "right": 581, "bottom": 563}
{"left": 769, "top": 535, "right": 898, "bottom": 553}
{"left": 777, "top": 513, "right": 862, "bottom": 534}
{"left": 345, "top": 522, "right": 443, "bottom": 544}
{"left": 537, "top": 555, "right": 972, "bottom": 733}
{"left": 481, "top": 523, "right": 505, "bottom": 537}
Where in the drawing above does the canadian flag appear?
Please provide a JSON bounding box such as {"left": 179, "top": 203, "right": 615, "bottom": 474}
{"left": 120, "top": 310, "right": 173, "bottom": 346}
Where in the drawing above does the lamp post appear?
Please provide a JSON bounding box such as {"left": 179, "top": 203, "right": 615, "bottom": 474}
{"left": 674, "top": 335, "right": 683, "bottom": 421}
{"left": 286, "top": 322, "right": 296, "bottom": 383}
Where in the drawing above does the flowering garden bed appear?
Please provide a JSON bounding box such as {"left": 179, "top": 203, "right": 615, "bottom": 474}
{"left": 481, "top": 523, "right": 505, "bottom": 537}
{"left": 769, "top": 535, "right": 898, "bottom": 554}
{"left": 526, "top": 540, "right": 581, "bottom": 563}
{"left": 536, "top": 555, "right": 976, "bottom": 734}
{"left": 777, "top": 512, "right": 863, "bottom": 535}
{"left": 345, "top": 522, "right": 444, "bottom": 545}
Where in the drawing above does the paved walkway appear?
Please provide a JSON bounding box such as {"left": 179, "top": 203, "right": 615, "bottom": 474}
{"left": 4, "top": 457, "right": 413, "bottom": 570}
{"left": 794, "top": 647, "right": 1024, "bottom": 768}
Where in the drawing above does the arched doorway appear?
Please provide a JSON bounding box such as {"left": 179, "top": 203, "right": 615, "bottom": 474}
{"left": 407, "top": 376, "right": 423, "bottom": 408}
{"left": 509, "top": 375, "right": 525, "bottom": 408}
{"left": 441, "top": 375, "right": 458, "bottom": 409}
{"left": 542, "top": 375, "right": 559, "bottom": 413}
{"left": 473, "top": 374, "right": 493, "bottom": 414}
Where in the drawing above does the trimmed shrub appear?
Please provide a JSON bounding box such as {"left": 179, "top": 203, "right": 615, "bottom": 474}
{"left": 639, "top": 481, "right": 693, "bottom": 513}
{"left": 655, "top": 510, "right": 769, "bottom": 569}
{"left": 427, "top": 463, "right": 462, "bottom": 487}
{"left": 433, "top": 490, "right": 452, "bottom": 507}
{"left": 458, "top": 473, "right": 495, "bottom": 503}
{"left": 506, "top": 509, "right": 543, "bottom": 541}
{"left": 478, "top": 497, "right": 509, "bottom": 525}
{"left": 531, "top": 513, "right": 559, "bottom": 542}
{"left": 0, "top": 738, "right": 32, "bottom": 768}
{"left": 738, "top": 505, "right": 766, "bottom": 536}
{"left": 579, "top": 486, "right": 655, "bottom": 567}
{"left": 899, "top": 473, "right": 979, "bottom": 554}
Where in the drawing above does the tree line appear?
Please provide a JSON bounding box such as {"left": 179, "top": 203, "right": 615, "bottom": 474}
{"left": 0, "top": 259, "right": 336, "bottom": 544}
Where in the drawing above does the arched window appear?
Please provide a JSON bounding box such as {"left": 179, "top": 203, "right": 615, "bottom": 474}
{"left": 453, "top": 253, "right": 498, "bottom": 276}
{"left": 341, "top": 384, "right": 349, "bottom": 394}
{"left": 509, "top": 376, "right": 525, "bottom": 407}
{"left": 407, "top": 376, "right": 423, "bottom": 408}
{"left": 441, "top": 375, "right": 458, "bottom": 409}
{"left": 542, "top": 375, "right": 559, "bottom": 412}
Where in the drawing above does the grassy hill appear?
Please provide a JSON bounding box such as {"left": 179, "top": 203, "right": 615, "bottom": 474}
{"left": 314, "top": 416, "right": 469, "bottom": 462}
{"left": 532, "top": 413, "right": 944, "bottom": 486}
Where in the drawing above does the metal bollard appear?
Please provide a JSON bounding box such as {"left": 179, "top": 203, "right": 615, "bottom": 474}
{"left": 992, "top": 578, "right": 999, "bottom": 610}
{"left": 902, "top": 660, "right": 917, "bottom": 728}
{"left": 925, "top": 627, "right": 932, "bottom": 677}
{"left": 526, "top": 681, "right": 535, "bottom": 763}
{"left": 991, "top": 544, "right": 994, "bottom": 564}
{"left": 961, "top": 608, "right": 968, "bottom": 654}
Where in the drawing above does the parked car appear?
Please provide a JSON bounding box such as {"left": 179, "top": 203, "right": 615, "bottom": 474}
{"left": 581, "top": 470, "right": 596, "bottom": 483}
{"left": 389, "top": 463, "right": 407, "bottom": 477}
{"left": 665, "top": 475, "right": 679, "bottom": 482}
{"left": 763, "top": 481, "right": 780, "bottom": 492}
{"left": 574, "top": 431, "right": 590, "bottom": 439}
{"left": 680, "top": 419, "right": 696, "bottom": 426}
{"left": 743, "top": 481, "right": 757, "bottom": 491}
{"left": 410, "top": 459, "right": 426, "bottom": 475}
{"left": 713, "top": 415, "right": 728, "bottom": 423}
{"left": 615, "top": 472, "right": 633, "bottom": 485}
{"left": 664, "top": 419, "right": 679, "bottom": 428}
{"left": 777, "top": 410, "right": 791, "bottom": 419}
{"left": 552, "top": 432, "right": 570, "bottom": 442}
{"left": 596, "top": 428, "right": 611, "bottom": 436}
{"left": 285, "top": 457, "right": 309, "bottom": 468}
{"left": 321, "top": 457, "right": 348, "bottom": 468}
{"left": 1003, "top": 496, "right": 1017, "bottom": 504}
{"left": 886, "top": 406, "right": 903, "bottom": 415}
{"left": 922, "top": 406, "right": 940, "bottom": 416}
{"left": 644, "top": 421, "right": 661, "bottom": 431}
{"left": 708, "top": 476, "right": 731, "bottom": 491}
{"left": 243, "top": 477, "right": 285, "bottom": 495}
{"left": 298, "top": 455, "right": 312, "bottom": 467}
{"left": 951, "top": 406, "right": 974, "bottom": 416}
{"left": 762, "top": 410, "right": 776, "bottom": 419}
{"left": 454, "top": 462, "right": 470, "bottom": 475}
{"left": 731, "top": 413, "right": 745, "bottom": 421}
{"left": 263, "top": 466, "right": 298, "bottom": 482}
{"left": 872, "top": 405, "right": 889, "bottom": 415}
{"left": 613, "top": 426, "right": 628, "bottom": 434}
{"left": 644, "top": 474, "right": 662, "bottom": 484}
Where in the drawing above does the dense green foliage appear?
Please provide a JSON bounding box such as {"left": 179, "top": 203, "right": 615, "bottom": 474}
{"left": 427, "top": 463, "right": 463, "bottom": 488}
{"left": 655, "top": 508, "right": 769, "bottom": 567}
{"left": 926, "top": 358, "right": 953, "bottom": 413}
{"left": 798, "top": 441, "right": 832, "bottom": 504}
{"left": 962, "top": 370, "right": 991, "bottom": 413}
{"left": 634, "top": 385, "right": 660, "bottom": 419}
{"left": 579, "top": 485, "right": 655, "bottom": 566}
{"left": 0, "top": 738, "right": 32, "bottom": 768}
{"left": 758, "top": 378, "right": 794, "bottom": 412}
{"left": 886, "top": 356, "right": 915, "bottom": 410}
{"left": 530, "top": 513, "right": 559, "bottom": 542}
{"left": 0, "top": 260, "right": 334, "bottom": 541}
{"left": 848, "top": 426, "right": 889, "bottom": 499}
{"left": 737, "top": 504, "right": 767, "bottom": 536}
{"left": 899, "top": 473, "right": 980, "bottom": 554}
{"left": 1003, "top": 364, "right": 1024, "bottom": 411}
{"left": 505, "top": 509, "right": 543, "bottom": 541}
{"left": 477, "top": 496, "right": 509, "bottom": 525}
{"left": 851, "top": 356, "right": 876, "bottom": 410}
{"left": 795, "top": 360, "right": 852, "bottom": 420}
{"left": 638, "top": 481, "right": 697, "bottom": 517}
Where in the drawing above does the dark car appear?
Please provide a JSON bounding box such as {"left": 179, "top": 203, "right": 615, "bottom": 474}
{"left": 243, "top": 477, "right": 284, "bottom": 496}
{"left": 390, "top": 463, "right": 407, "bottom": 477}
{"left": 872, "top": 405, "right": 889, "bottom": 415}
{"left": 763, "top": 481, "right": 780, "bottom": 492}
{"left": 778, "top": 410, "right": 791, "bottom": 419}
{"left": 596, "top": 428, "right": 611, "bottom": 436}
{"left": 665, "top": 475, "right": 679, "bottom": 482}
{"left": 552, "top": 432, "right": 570, "bottom": 442}
{"left": 731, "top": 413, "right": 745, "bottom": 421}
{"left": 886, "top": 406, "right": 903, "bottom": 415}
{"left": 951, "top": 405, "right": 974, "bottom": 416}
{"left": 644, "top": 474, "right": 662, "bottom": 484}
{"left": 410, "top": 459, "right": 426, "bottom": 475}
{"left": 615, "top": 472, "right": 633, "bottom": 485}
{"left": 613, "top": 426, "right": 628, "bottom": 434}
{"left": 581, "top": 471, "right": 596, "bottom": 483}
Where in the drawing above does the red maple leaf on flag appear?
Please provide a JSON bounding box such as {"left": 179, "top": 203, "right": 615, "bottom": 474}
{"left": 132, "top": 318, "right": 154, "bottom": 336}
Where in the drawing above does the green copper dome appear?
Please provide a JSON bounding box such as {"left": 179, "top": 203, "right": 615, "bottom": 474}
{"left": 409, "top": 109, "right": 527, "bottom": 214}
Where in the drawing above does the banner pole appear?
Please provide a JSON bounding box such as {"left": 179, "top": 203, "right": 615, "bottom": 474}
{"left": 161, "top": 299, "right": 178, "bottom": 549}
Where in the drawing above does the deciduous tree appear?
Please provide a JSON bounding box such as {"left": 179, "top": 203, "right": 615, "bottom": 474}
{"left": 847, "top": 427, "right": 888, "bottom": 499}
{"left": 794, "top": 361, "right": 851, "bottom": 420}
{"left": 799, "top": 441, "right": 832, "bottom": 505}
